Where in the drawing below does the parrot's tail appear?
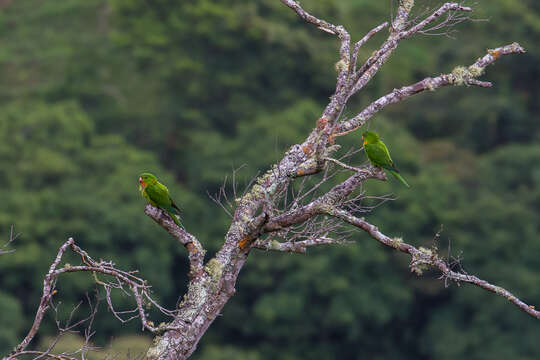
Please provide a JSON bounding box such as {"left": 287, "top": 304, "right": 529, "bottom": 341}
{"left": 389, "top": 170, "right": 410, "bottom": 188}
{"left": 167, "top": 211, "right": 185, "bottom": 230}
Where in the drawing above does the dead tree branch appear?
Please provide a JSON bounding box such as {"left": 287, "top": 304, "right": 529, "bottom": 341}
{"left": 339, "top": 42, "right": 526, "bottom": 133}
{"left": 7, "top": 238, "right": 180, "bottom": 360}
{"left": 262, "top": 166, "right": 385, "bottom": 232}
{"left": 144, "top": 204, "right": 205, "bottom": 278}
{"left": 350, "top": 3, "right": 472, "bottom": 95}
{"left": 352, "top": 22, "right": 389, "bottom": 73}
{"left": 325, "top": 208, "right": 540, "bottom": 320}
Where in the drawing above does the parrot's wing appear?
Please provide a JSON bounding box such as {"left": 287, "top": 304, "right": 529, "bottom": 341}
{"left": 365, "top": 142, "right": 395, "bottom": 169}
{"left": 147, "top": 182, "right": 182, "bottom": 215}
{"left": 159, "top": 182, "right": 181, "bottom": 214}
{"left": 145, "top": 183, "right": 172, "bottom": 207}
{"left": 376, "top": 141, "right": 395, "bottom": 167}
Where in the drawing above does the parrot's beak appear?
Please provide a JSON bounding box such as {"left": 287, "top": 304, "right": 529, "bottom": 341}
{"left": 138, "top": 177, "right": 145, "bottom": 189}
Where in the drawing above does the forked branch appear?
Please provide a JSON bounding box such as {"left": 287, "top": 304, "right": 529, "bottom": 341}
{"left": 339, "top": 42, "right": 525, "bottom": 133}
{"left": 8, "top": 238, "right": 180, "bottom": 360}
{"left": 351, "top": 3, "right": 472, "bottom": 94}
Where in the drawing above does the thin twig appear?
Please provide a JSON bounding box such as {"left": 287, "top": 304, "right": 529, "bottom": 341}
{"left": 0, "top": 225, "right": 19, "bottom": 255}
{"left": 352, "top": 22, "right": 389, "bottom": 72}
{"left": 8, "top": 238, "right": 182, "bottom": 359}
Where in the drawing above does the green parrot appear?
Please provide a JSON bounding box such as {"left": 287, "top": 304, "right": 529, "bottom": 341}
{"left": 362, "top": 131, "right": 410, "bottom": 187}
{"left": 139, "top": 172, "right": 184, "bottom": 228}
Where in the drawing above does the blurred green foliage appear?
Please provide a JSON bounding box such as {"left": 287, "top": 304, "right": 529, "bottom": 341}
{"left": 0, "top": 0, "right": 539, "bottom": 359}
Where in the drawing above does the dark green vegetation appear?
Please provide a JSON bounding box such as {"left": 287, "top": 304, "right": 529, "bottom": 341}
{"left": 0, "top": 0, "right": 539, "bottom": 358}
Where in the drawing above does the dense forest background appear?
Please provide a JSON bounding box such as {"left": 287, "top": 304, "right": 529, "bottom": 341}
{"left": 1, "top": 0, "right": 539, "bottom": 358}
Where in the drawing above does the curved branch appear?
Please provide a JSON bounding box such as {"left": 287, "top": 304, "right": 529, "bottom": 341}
{"left": 348, "top": 0, "right": 415, "bottom": 95}
{"left": 10, "top": 239, "right": 75, "bottom": 356}
{"left": 280, "top": 0, "right": 353, "bottom": 129}
{"left": 279, "top": 0, "right": 350, "bottom": 78}
{"left": 144, "top": 204, "right": 205, "bottom": 278}
{"left": 280, "top": 0, "right": 344, "bottom": 36}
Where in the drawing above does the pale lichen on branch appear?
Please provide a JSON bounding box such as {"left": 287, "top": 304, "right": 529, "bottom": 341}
{"left": 339, "top": 43, "right": 526, "bottom": 133}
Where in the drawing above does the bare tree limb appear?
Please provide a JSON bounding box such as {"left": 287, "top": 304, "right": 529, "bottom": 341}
{"left": 22, "top": 293, "right": 101, "bottom": 360}
{"left": 339, "top": 42, "right": 526, "bottom": 133}
{"left": 280, "top": 0, "right": 343, "bottom": 36}
{"left": 351, "top": 22, "right": 388, "bottom": 73}
{"left": 325, "top": 208, "right": 540, "bottom": 320}
{"left": 263, "top": 165, "right": 385, "bottom": 232}
{"left": 144, "top": 204, "right": 206, "bottom": 278}
{"left": 279, "top": 0, "right": 351, "bottom": 92}
{"left": 324, "top": 156, "right": 367, "bottom": 172}
{"left": 7, "top": 351, "right": 76, "bottom": 360}
{"left": 348, "top": 0, "right": 416, "bottom": 95}
{"left": 11, "top": 239, "right": 74, "bottom": 356}
{"left": 8, "top": 238, "right": 181, "bottom": 360}
{"left": 351, "top": 3, "right": 472, "bottom": 95}
{"left": 403, "top": 3, "right": 472, "bottom": 38}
